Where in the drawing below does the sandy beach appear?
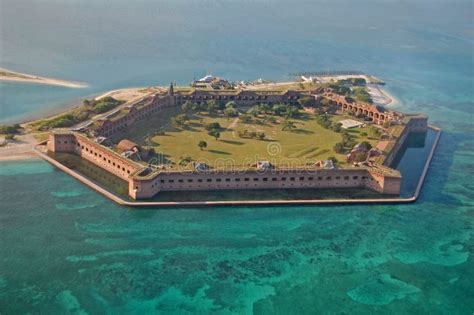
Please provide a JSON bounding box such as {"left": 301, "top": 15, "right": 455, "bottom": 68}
{"left": 0, "top": 134, "right": 38, "bottom": 161}
{"left": 94, "top": 87, "right": 163, "bottom": 101}
{"left": 0, "top": 67, "right": 87, "bottom": 88}
{"left": 367, "top": 84, "right": 398, "bottom": 107}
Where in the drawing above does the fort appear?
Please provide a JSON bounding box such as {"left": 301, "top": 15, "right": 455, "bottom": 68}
{"left": 42, "top": 78, "right": 430, "bottom": 203}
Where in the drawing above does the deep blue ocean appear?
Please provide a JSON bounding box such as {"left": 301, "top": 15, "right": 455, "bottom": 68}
{"left": 1, "top": 0, "right": 473, "bottom": 313}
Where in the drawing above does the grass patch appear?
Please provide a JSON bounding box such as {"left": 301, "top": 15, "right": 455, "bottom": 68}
{"left": 116, "top": 109, "right": 367, "bottom": 169}
{"left": 287, "top": 146, "right": 318, "bottom": 158}
{"left": 30, "top": 97, "right": 124, "bottom": 131}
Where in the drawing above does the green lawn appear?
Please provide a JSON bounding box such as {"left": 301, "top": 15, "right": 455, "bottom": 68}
{"left": 331, "top": 115, "right": 380, "bottom": 148}
{"left": 118, "top": 108, "right": 379, "bottom": 169}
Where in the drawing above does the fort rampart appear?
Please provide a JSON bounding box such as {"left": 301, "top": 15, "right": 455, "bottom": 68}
{"left": 48, "top": 132, "right": 401, "bottom": 199}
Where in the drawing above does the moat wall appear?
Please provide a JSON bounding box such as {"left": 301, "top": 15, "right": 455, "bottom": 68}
{"left": 384, "top": 115, "right": 428, "bottom": 167}
{"left": 47, "top": 133, "right": 141, "bottom": 181}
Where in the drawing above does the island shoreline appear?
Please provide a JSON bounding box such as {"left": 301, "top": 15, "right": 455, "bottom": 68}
{"left": 0, "top": 81, "right": 398, "bottom": 163}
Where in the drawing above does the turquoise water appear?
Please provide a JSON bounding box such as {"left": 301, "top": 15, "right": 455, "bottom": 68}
{"left": 1, "top": 0, "right": 473, "bottom": 313}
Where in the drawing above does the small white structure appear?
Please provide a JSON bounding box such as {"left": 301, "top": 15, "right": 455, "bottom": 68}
{"left": 339, "top": 119, "right": 365, "bottom": 129}
{"left": 323, "top": 160, "right": 335, "bottom": 169}
{"left": 198, "top": 75, "right": 215, "bottom": 83}
{"left": 256, "top": 161, "right": 273, "bottom": 170}
{"left": 194, "top": 162, "right": 210, "bottom": 172}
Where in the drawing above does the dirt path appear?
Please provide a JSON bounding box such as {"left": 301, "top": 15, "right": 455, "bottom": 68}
{"left": 226, "top": 117, "right": 240, "bottom": 138}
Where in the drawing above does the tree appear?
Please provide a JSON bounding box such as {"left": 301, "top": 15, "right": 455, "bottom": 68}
{"left": 333, "top": 143, "right": 344, "bottom": 153}
{"left": 332, "top": 122, "right": 342, "bottom": 133}
{"left": 206, "top": 100, "right": 218, "bottom": 113}
{"left": 0, "top": 124, "right": 21, "bottom": 134}
{"left": 240, "top": 114, "right": 252, "bottom": 123}
{"left": 4, "top": 134, "right": 15, "bottom": 141}
{"left": 352, "top": 87, "right": 373, "bottom": 103}
{"left": 224, "top": 108, "right": 238, "bottom": 119}
{"left": 272, "top": 104, "right": 287, "bottom": 116}
{"left": 248, "top": 107, "right": 259, "bottom": 117}
{"left": 286, "top": 107, "right": 299, "bottom": 118}
{"left": 282, "top": 120, "right": 296, "bottom": 131}
{"left": 181, "top": 100, "right": 193, "bottom": 112}
{"left": 256, "top": 132, "right": 266, "bottom": 140}
{"left": 198, "top": 140, "right": 207, "bottom": 150}
{"left": 298, "top": 96, "right": 315, "bottom": 107}
{"left": 225, "top": 101, "right": 236, "bottom": 109}
{"left": 258, "top": 103, "right": 272, "bottom": 114}
{"left": 205, "top": 122, "right": 221, "bottom": 131}
{"left": 329, "top": 83, "right": 351, "bottom": 95}
{"left": 319, "top": 97, "right": 332, "bottom": 108}
{"left": 192, "top": 103, "right": 202, "bottom": 113}
{"left": 83, "top": 99, "right": 91, "bottom": 107}
{"left": 172, "top": 114, "right": 188, "bottom": 127}
{"left": 208, "top": 130, "right": 220, "bottom": 140}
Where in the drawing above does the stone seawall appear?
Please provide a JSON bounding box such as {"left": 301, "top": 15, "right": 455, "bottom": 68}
{"left": 38, "top": 126, "right": 440, "bottom": 206}
{"left": 36, "top": 126, "right": 441, "bottom": 207}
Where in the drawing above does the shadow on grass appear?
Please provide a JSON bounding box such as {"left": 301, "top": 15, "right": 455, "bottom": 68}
{"left": 187, "top": 121, "right": 203, "bottom": 129}
{"left": 182, "top": 125, "right": 200, "bottom": 132}
{"left": 208, "top": 149, "right": 231, "bottom": 155}
{"left": 297, "top": 112, "right": 314, "bottom": 121}
{"left": 292, "top": 129, "right": 314, "bottom": 135}
{"left": 221, "top": 139, "right": 244, "bottom": 145}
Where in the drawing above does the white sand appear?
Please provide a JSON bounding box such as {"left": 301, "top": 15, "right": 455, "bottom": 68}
{"left": 0, "top": 67, "right": 87, "bottom": 88}
{"left": 367, "top": 84, "right": 398, "bottom": 107}
{"left": 0, "top": 134, "right": 38, "bottom": 161}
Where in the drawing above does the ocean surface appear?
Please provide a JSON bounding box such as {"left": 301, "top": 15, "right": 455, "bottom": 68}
{"left": 1, "top": 0, "right": 473, "bottom": 313}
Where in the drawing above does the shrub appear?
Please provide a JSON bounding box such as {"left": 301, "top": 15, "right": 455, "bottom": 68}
{"left": 298, "top": 96, "right": 315, "bottom": 107}
{"left": 333, "top": 143, "right": 345, "bottom": 154}
{"left": 205, "top": 122, "right": 221, "bottom": 131}
{"left": 198, "top": 140, "right": 207, "bottom": 150}
{"left": 0, "top": 124, "right": 21, "bottom": 134}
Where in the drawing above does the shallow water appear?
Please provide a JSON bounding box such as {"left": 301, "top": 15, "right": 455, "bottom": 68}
{"left": 0, "top": 0, "right": 473, "bottom": 313}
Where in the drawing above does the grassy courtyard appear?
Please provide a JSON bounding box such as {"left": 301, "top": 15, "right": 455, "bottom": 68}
{"left": 116, "top": 106, "right": 379, "bottom": 170}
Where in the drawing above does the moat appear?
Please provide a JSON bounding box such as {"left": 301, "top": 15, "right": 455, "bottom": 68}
{"left": 46, "top": 127, "right": 439, "bottom": 204}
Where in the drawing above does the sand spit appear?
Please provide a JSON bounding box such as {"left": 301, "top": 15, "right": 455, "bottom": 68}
{"left": 0, "top": 67, "right": 87, "bottom": 88}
